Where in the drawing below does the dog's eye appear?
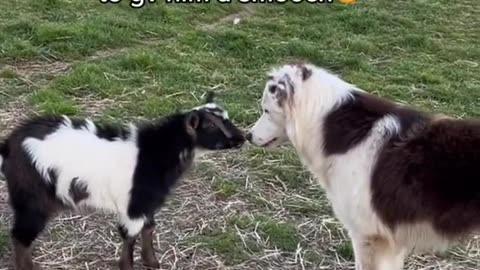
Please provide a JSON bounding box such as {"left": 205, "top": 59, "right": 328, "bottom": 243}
{"left": 268, "top": 85, "right": 277, "bottom": 94}
{"left": 264, "top": 109, "right": 269, "bottom": 114}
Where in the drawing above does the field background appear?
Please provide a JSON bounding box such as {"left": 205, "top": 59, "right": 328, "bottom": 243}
{"left": 0, "top": 0, "right": 479, "bottom": 269}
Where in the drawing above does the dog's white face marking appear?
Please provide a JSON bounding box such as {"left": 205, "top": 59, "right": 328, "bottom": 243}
{"left": 249, "top": 65, "right": 306, "bottom": 148}
{"left": 248, "top": 91, "right": 288, "bottom": 147}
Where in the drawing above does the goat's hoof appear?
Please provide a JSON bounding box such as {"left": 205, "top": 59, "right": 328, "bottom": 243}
{"left": 142, "top": 260, "right": 160, "bottom": 269}
{"left": 16, "top": 262, "right": 42, "bottom": 270}
{"left": 118, "top": 260, "right": 134, "bottom": 270}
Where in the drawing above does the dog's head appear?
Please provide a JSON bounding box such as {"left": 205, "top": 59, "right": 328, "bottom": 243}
{"left": 246, "top": 63, "right": 312, "bottom": 148}
{"left": 186, "top": 92, "right": 245, "bottom": 151}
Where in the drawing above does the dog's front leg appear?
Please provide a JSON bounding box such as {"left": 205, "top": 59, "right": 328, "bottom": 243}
{"left": 351, "top": 234, "right": 377, "bottom": 270}
{"left": 376, "top": 244, "right": 406, "bottom": 270}
{"left": 350, "top": 234, "right": 405, "bottom": 270}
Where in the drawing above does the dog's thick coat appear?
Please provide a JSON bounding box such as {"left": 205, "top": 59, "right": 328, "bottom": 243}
{"left": 248, "top": 63, "right": 480, "bottom": 270}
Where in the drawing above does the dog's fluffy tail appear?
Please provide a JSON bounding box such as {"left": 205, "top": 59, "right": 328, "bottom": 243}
{"left": 0, "top": 141, "right": 7, "bottom": 179}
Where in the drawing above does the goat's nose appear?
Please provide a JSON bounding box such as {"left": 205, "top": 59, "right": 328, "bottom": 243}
{"left": 245, "top": 132, "right": 252, "bottom": 142}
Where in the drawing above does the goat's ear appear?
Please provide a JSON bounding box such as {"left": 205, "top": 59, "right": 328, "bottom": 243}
{"left": 185, "top": 111, "right": 200, "bottom": 131}
{"left": 205, "top": 92, "right": 215, "bottom": 103}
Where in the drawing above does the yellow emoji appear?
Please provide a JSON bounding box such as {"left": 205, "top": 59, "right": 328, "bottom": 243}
{"left": 338, "top": 0, "right": 357, "bottom": 4}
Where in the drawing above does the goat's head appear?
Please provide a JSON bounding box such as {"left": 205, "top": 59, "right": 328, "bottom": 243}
{"left": 185, "top": 92, "right": 245, "bottom": 151}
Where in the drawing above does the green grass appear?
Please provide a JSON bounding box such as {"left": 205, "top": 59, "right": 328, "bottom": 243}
{"left": 259, "top": 219, "right": 299, "bottom": 252}
{"left": 0, "top": 0, "right": 479, "bottom": 269}
{"left": 191, "top": 215, "right": 300, "bottom": 265}
{"left": 0, "top": 68, "right": 17, "bottom": 79}
{"left": 232, "top": 215, "right": 300, "bottom": 252}
{"left": 31, "top": 90, "right": 79, "bottom": 115}
{"left": 212, "top": 177, "right": 240, "bottom": 199}
{"left": 336, "top": 242, "right": 354, "bottom": 261}
{"left": 192, "top": 229, "right": 260, "bottom": 265}
{"left": 3, "top": 0, "right": 478, "bottom": 120}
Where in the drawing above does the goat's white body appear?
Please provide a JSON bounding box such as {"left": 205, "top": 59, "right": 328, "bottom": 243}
{"left": 22, "top": 119, "right": 145, "bottom": 234}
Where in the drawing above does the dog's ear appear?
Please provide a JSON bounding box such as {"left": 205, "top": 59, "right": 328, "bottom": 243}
{"left": 300, "top": 65, "right": 312, "bottom": 81}
{"left": 185, "top": 111, "right": 200, "bottom": 135}
{"left": 287, "top": 60, "right": 312, "bottom": 81}
{"left": 205, "top": 92, "right": 215, "bottom": 103}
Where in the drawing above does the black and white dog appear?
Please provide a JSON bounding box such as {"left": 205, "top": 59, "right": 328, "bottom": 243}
{"left": 0, "top": 93, "right": 245, "bottom": 270}
{"left": 247, "top": 63, "right": 480, "bottom": 270}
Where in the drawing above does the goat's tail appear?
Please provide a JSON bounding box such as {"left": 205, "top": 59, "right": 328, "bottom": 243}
{"left": 0, "top": 141, "right": 7, "bottom": 179}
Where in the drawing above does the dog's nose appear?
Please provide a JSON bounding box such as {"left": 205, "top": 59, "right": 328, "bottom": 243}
{"left": 245, "top": 132, "right": 252, "bottom": 142}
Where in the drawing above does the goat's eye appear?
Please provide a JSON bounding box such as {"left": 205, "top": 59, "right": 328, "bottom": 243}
{"left": 207, "top": 122, "right": 216, "bottom": 129}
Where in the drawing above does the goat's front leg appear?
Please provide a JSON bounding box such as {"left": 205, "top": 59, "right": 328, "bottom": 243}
{"left": 141, "top": 213, "right": 160, "bottom": 269}
{"left": 118, "top": 233, "right": 136, "bottom": 270}
{"left": 118, "top": 217, "right": 145, "bottom": 270}
{"left": 350, "top": 234, "right": 405, "bottom": 270}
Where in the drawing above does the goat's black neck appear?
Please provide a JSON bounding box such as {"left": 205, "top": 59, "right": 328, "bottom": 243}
{"left": 136, "top": 113, "right": 195, "bottom": 156}
{"left": 128, "top": 113, "right": 196, "bottom": 219}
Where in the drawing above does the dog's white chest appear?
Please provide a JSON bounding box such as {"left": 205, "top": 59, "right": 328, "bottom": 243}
{"left": 310, "top": 125, "right": 391, "bottom": 236}
{"left": 325, "top": 157, "right": 381, "bottom": 235}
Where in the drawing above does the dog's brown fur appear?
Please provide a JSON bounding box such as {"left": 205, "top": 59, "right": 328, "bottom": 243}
{"left": 324, "top": 90, "right": 480, "bottom": 240}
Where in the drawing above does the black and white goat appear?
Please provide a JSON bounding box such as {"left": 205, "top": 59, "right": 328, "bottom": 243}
{"left": 0, "top": 93, "right": 245, "bottom": 270}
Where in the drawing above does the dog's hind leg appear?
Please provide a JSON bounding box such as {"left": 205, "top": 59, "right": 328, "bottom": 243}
{"left": 351, "top": 234, "right": 405, "bottom": 270}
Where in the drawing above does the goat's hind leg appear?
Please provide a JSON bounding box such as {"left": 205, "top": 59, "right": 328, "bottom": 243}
{"left": 11, "top": 207, "right": 49, "bottom": 270}
{"left": 118, "top": 216, "right": 145, "bottom": 270}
